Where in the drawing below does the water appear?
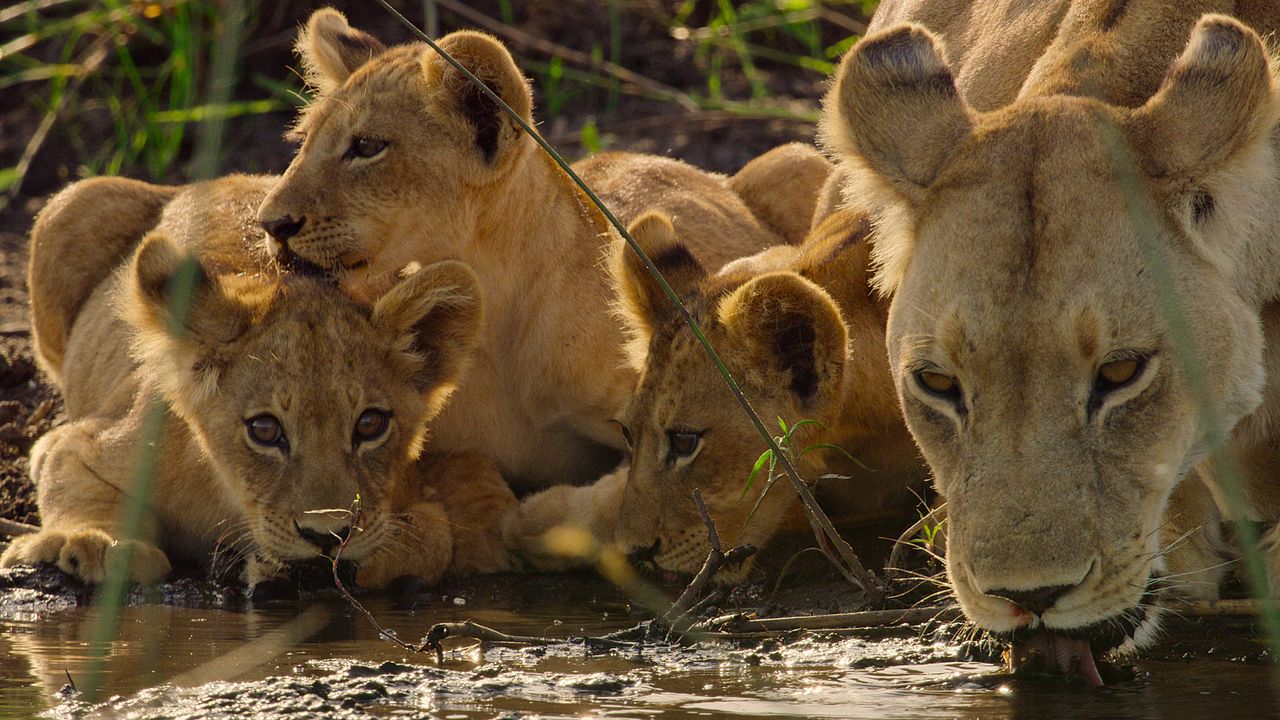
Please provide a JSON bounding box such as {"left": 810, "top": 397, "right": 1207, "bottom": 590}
{"left": 0, "top": 572, "right": 1275, "bottom": 718}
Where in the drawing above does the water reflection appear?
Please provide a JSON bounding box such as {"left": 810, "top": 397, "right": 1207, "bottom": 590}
{"left": 0, "top": 574, "right": 1274, "bottom": 718}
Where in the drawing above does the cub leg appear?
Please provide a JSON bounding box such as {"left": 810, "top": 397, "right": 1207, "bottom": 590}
{"left": 422, "top": 451, "right": 518, "bottom": 575}
{"left": 355, "top": 500, "right": 453, "bottom": 589}
{"left": 28, "top": 177, "right": 177, "bottom": 382}
{"left": 502, "top": 463, "right": 628, "bottom": 571}
{"left": 0, "top": 419, "right": 171, "bottom": 584}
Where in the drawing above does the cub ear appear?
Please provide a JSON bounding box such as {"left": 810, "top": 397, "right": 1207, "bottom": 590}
{"left": 130, "top": 232, "right": 253, "bottom": 404}
{"left": 132, "top": 232, "right": 249, "bottom": 348}
{"left": 820, "top": 24, "right": 973, "bottom": 203}
{"left": 297, "top": 8, "right": 388, "bottom": 94}
{"left": 373, "top": 260, "right": 484, "bottom": 414}
{"left": 1122, "top": 16, "right": 1277, "bottom": 183}
{"left": 716, "top": 272, "right": 848, "bottom": 411}
{"left": 429, "top": 31, "right": 533, "bottom": 165}
{"left": 612, "top": 212, "right": 707, "bottom": 365}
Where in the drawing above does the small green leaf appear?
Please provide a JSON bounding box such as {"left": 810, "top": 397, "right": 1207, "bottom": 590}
{"left": 742, "top": 449, "right": 773, "bottom": 498}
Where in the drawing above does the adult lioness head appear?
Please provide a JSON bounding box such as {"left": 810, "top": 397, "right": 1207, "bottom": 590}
{"left": 130, "top": 234, "right": 482, "bottom": 579}
{"left": 608, "top": 213, "right": 853, "bottom": 579}
{"left": 823, "top": 15, "right": 1280, "bottom": 660}
{"left": 257, "top": 8, "right": 533, "bottom": 288}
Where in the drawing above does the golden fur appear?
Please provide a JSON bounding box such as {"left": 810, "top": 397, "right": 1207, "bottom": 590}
{"left": 255, "top": 9, "right": 831, "bottom": 491}
{"left": 825, "top": 2, "right": 1280, "bottom": 650}
{"left": 504, "top": 209, "right": 927, "bottom": 577}
{"left": 3, "top": 175, "right": 512, "bottom": 588}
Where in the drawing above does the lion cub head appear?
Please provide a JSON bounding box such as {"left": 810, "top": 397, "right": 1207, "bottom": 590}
{"left": 128, "top": 233, "right": 482, "bottom": 576}
{"left": 609, "top": 214, "right": 852, "bottom": 579}
{"left": 824, "top": 16, "right": 1280, "bottom": 650}
{"left": 257, "top": 8, "right": 533, "bottom": 290}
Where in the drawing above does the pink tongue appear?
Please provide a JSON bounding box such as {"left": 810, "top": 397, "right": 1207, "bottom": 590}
{"left": 1011, "top": 633, "right": 1104, "bottom": 687}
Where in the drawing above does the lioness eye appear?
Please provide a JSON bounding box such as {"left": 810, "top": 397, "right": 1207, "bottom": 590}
{"left": 1096, "top": 358, "right": 1144, "bottom": 390}
{"left": 667, "top": 430, "right": 703, "bottom": 460}
{"left": 353, "top": 409, "right": 391, "bottom": 444}
{"left": 348, "top": 136, "right": 387, "bottom": 160}
{"left": 246, "top": 414, "right": 287, "bottom": 449}
{"left": 916, "top": 370, "right": 960, "bottom": 399}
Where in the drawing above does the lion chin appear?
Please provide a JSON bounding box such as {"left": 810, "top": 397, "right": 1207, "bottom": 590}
{"left": 822, "top": 0, "right": 1280, "bottom": 669}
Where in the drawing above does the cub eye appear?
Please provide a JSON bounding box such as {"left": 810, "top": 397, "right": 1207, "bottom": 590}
{"left": 915, "top": 370, "right": 961, "bottom": 400}
{"left": 610, "top": 419, "right": 633, "bottom": 449}
{"left": 348, "top": 136, "right": 387, "bottom": 160}
{"left": 1096, "top": 357, "right": 1145, "bottom": 391}
{"left": 353, "top": 409, "right": 391, "bottom": 444}
{"left": 246, "top": 414, "right": 287, "bottom": 449}
{"left": 667, "top": 430, "right": 703, "bottom": 460}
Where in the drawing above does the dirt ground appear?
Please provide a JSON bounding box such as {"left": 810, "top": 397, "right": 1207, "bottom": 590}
{"left": 0, "top": 0, "right": 870, "bottom": 528}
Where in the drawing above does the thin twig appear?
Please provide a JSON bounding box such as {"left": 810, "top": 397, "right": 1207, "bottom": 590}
{"left": 0, "top": 518, "right": 39, "bottom": 537}
{"left": 329, "top": 496, "right": 418, "bottom": 654}
{"left": 660, "top": 490, "right": 755, "bottom": 626}
{"left": 1161, "top": 598, "right": 1267, "bottom": 618}
{"left": 694, "top": 605, "right": 963, "bottom": 634}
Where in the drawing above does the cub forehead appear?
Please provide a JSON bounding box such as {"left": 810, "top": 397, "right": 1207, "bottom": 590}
{"left": 295, "top": 47, "right": 430, "bottom": 137}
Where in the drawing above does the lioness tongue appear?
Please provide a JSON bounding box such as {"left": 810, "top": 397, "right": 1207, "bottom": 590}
{"left": 1010, "top": 633, "right": 1104, "bottom": 687}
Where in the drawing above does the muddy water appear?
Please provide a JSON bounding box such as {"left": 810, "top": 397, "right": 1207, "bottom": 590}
{"left": 0, "top": 571, "right": 1275, "bottom": 719}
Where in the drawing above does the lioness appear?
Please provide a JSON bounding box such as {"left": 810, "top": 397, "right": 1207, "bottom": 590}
{"left": 825, "top": 3, "right": 1280, "bottom": 679}
{"left": 504, "top": 208, "right": 928, "bottom": 578}
{"left": 4, "top": 175, "right": 501, "bottom": 588}
{"left": 252, "top": 9, "right": 832, "bottom": 491}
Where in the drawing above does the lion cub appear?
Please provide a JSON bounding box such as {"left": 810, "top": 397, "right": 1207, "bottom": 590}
{"left": 3, "top": 179, "right": 490, "bottom": 588}
{"left": 505, "top": 208, "right": 928, "bottom": 577}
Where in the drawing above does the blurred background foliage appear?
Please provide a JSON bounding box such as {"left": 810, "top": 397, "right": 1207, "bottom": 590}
{"left": 0, "top": 0, "right": 879, "bottom": 214}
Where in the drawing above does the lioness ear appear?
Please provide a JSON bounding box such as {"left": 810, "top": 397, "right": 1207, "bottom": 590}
{"left": 1123, "top": 16, "right": 1277, "bottom": 183}
{"left": 820, "top": 24, "right": 974, "bottom": 203}
{"left": 429, "top": 31, "right": 532, "bottom": 165}
{"left": 716, "top": 272, "right": 848, "bottom": 410}
{"left": 612, "top": 212, "right": 707, "bottom": 366}
{"left": 374, "top": 260, "right": 484, "bottom": 414}
{"left": 297, "top": 8, "right": 388, "bottom": 94}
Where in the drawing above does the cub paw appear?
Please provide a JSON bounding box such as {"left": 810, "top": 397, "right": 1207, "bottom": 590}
{"left": 450, "top": 526, "right": 514, "bottom": 575}
{"left": 0, "top": 529, "right": 170, "bottom": 585}
{"left": 1, "top": 530, "right": 72, "bottom": 570}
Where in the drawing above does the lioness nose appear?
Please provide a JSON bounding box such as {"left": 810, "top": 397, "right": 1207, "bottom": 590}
{"left": 261, "top": 215, "right": 305, "bottom": 242}
{"left": 296, "top": 524, "right": 350, "bottom": 555}
{"left": 988, "top": 584, "right": 1074, "bottom": 616}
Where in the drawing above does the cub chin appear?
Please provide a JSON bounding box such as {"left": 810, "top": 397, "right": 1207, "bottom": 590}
{"left": 1, "top": 231, "right": 486, "bottom": 590}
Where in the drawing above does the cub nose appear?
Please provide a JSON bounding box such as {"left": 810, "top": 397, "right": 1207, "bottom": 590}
{"left": 626, "top": 539, "right": 661, "bottom": 564}
{"left": 261, "top": 215, "right": 305, "bottom": 242}
{"left": 295, "top": 523, "right": 350, "bottom": 556}
{"left": 988, "top": 584, "right": 1074, "bottom": 616}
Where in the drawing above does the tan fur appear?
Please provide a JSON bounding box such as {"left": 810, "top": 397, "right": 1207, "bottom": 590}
{"left": 505, "top": 209, "right": 927, "bottom": 578}
{"left": 3, "top": 176, "right": 513, "bottom": 587}
{"left": 255, "top": 9, "right": 825, "bottom": 491}
{"left": 826, "top": 4, "right": 1280, "bottom": 647}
